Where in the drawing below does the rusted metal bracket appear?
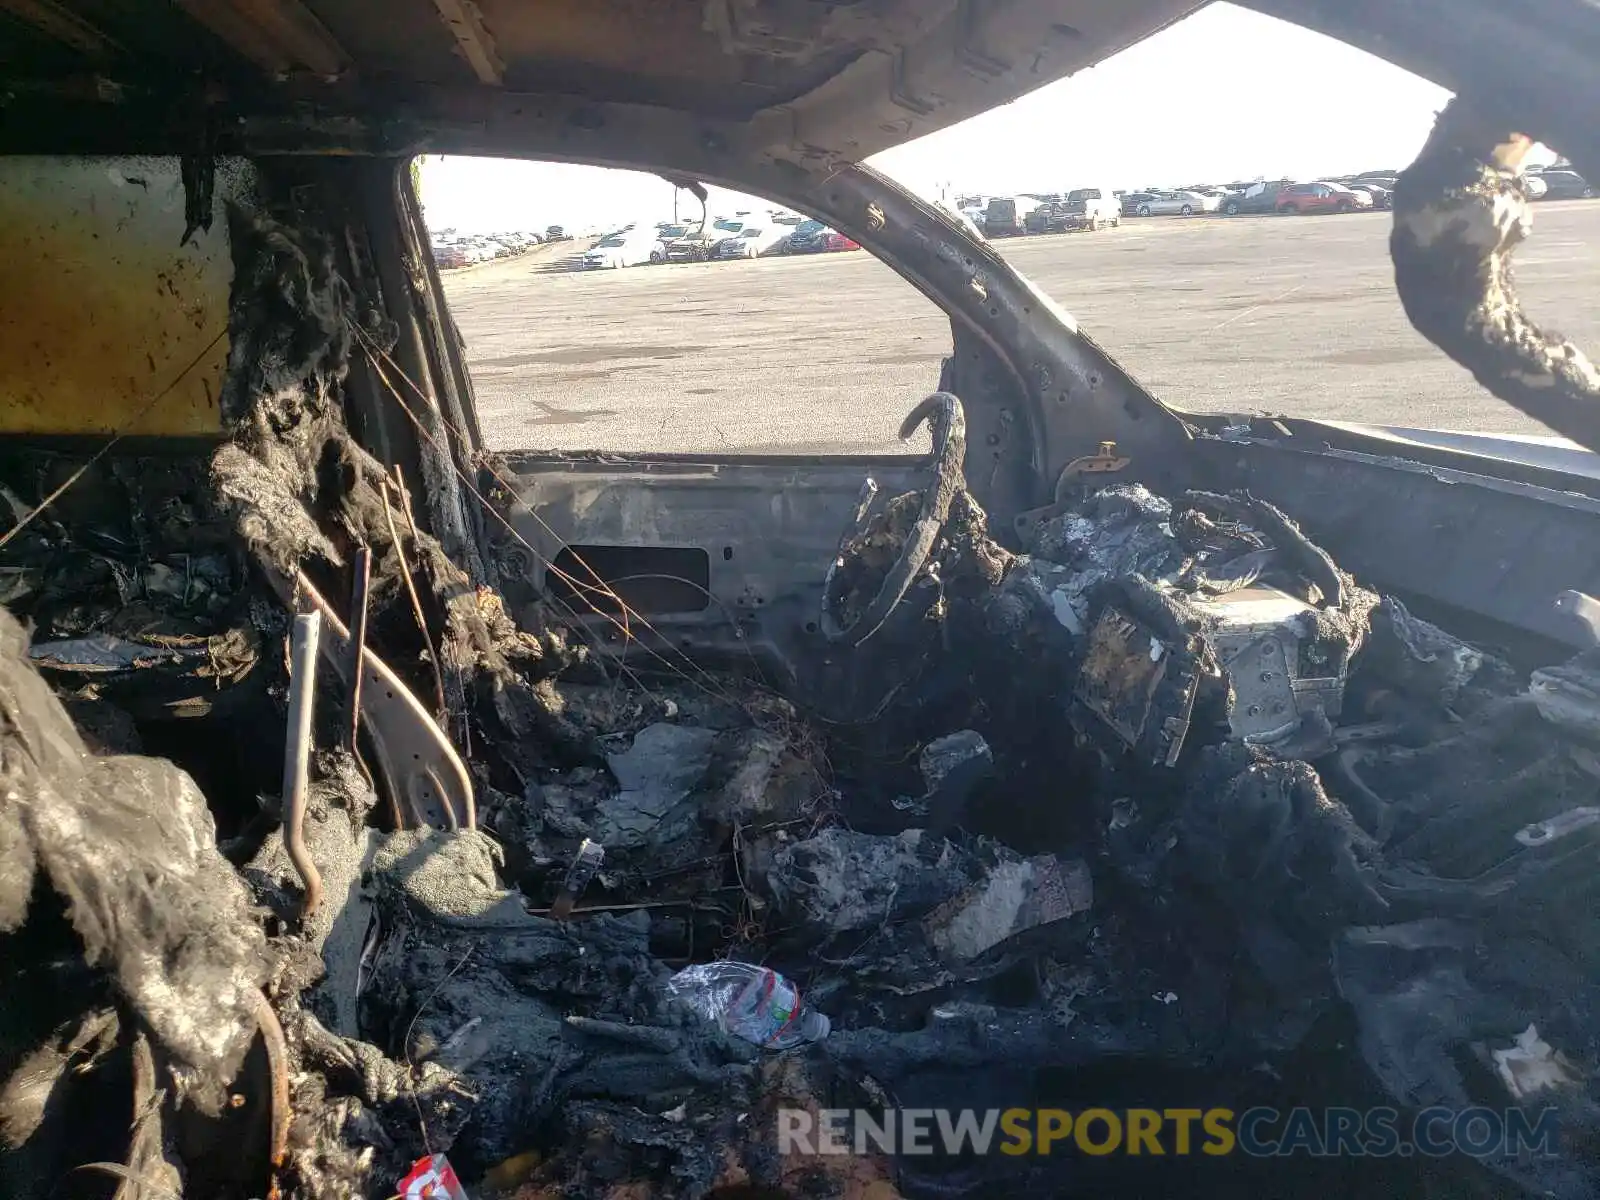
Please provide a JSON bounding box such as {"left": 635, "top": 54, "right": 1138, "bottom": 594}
{"left": 1057, "top": 440, "right": 1132, "bottom": 491}
{"left": 267, "top": 568, "right": 474, "bottom": 830}
{"left": 1012, "top": 440, "right": 1130, "bottom": 541}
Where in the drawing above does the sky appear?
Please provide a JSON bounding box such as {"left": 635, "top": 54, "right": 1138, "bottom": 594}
{"left": 420, "top": 2, "right": 1489, "bottom": 235}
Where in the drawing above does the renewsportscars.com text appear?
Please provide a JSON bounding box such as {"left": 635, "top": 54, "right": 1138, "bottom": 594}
{"left": 777, "top": 1106, "right": 1562, "bottom": 1159}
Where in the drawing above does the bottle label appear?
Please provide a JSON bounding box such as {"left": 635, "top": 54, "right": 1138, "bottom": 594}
{"left": 738, "top": 969, "right": 802, "bottom": 1045}
{"left": 765, "top": 978, "right": 798, "bottom": 1039}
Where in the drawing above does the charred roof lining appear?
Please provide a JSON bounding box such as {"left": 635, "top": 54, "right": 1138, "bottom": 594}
{"left": 4, "top": 0, "right": 1600, "bottom": 194}
{"left": 426, "top": 0, "right": 503, "bottom": 86}
{"left": 0, "top": 0, "right": 1203, "bottom": 160}
{"left": 0, "top": 0, "right": 119, "bottom": 57}
{"left": 174, "top": 0, "right": 349, "bottom": 79}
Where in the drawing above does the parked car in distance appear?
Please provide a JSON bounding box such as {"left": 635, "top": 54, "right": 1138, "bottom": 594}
{"left": 650, "top": 223, "right": 690, "bottom": 262}
{"left": 1346, "top": 183, "right": 1392, "bottom": 210}
{"left": 1023, "top": 203, "right": 1055, "bottom": 234}
{"left": 1221, "top": 180, "right": 1293, "bottom": 215}
{"left": 1122, "top": 191, "right": 1160, "bottom": 216}
{"left": 1063, "top": 187, "right": 1121, "bottom": 229}
{"left": 581, "top": 226, "right": 659, "bottom": 269}
{"left": 783, "top": 219, "right": 831, "bottom": 253}
{"left": 1531, "top": 168, "right": 1594, "bottom": 198}
{"left": 983, "top": 195, "right": 1041, "bottom": 236}
{"left": 544, "top": 225, "right": 570, "bottom": 241}
{"left": 711, "top": 224, "right": 789, "bottom": 259}
{"left": 658, "top": 220, "right": 721, "bottom": 262}
{"left": 1275, "top": 181, "right": 1374, "bottom": 214}
{"left": 1024, "top": 202, "right": 1072, "bottom": 234}
{"left": 1129, "top": 189, "right": 1217, "bottom": 216}
{"left": 820, "top": 229, "right": 861, "bottom": 252}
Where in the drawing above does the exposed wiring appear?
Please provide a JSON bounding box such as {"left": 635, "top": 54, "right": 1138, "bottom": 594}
{"left": 0, "top": 328, "right": 227, "bottom": 553}
{"left": 355, "top": 333, "right": 751, "bottom": 710}
{"left": 381, "top": 482, "right": 450, "bottom": 720}
{"left": 402, "top": 944, "right": 476, "bottom": 1158}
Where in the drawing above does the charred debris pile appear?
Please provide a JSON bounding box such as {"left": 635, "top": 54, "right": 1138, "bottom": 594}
{"left": 1, "top": 212, "right": 1597, "bottom": 1200}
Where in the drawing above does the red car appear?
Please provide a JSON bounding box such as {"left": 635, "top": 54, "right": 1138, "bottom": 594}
{"left": 821, "top": 230, "right": 861, "bottom": 251}
{"left": 1274, "top": 181, "right": 1374, "bottom": 214}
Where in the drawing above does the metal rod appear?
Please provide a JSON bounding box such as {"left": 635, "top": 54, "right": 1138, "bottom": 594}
{"left": 392, "top": 463, "right": 422, "bottom": 541}
{"left": 397, "top": 463, "right": 475, "bottom": 757}
{"left": 393, "top": 463, "right": 472, "bottom": 756}
{"left": 345, "top": 546, "right": 372, "bottom": 755}
{"left": 381, "top": 483, "right": 450, "bottom": 725}
{"left": 396, "top": 464, "right": 476, "bottom": 755}
{"left": 253, "top": 990, "right": 292, "bottom": 1174}
{"left": 282, "top": 610, "right": 324, "bottom": 919}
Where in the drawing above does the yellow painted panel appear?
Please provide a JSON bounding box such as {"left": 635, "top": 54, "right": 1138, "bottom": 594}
{"left": 0, "top": 157, "right": 254, "bottom": 436}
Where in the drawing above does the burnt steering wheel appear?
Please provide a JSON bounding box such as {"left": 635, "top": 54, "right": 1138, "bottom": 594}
{"left": 820, "top": 392, "right": 967, "bottom": 646}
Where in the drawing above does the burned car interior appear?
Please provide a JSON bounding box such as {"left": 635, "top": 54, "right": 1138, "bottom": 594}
{"left": 4, "top": 0, "right": 1600, "bottom": 1198}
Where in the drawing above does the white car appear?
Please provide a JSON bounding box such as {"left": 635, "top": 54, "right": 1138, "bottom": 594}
{"left": 581, "top": 227, "right": 658, "bottom": 269}
{"left": 650, "top": 223, "right": 692, "bottom": 262}
{"left": 1064, "top": 186, "right": 1122, "bottom": 229}
{"left": 710, "top": 224, "right": 790, "bottom": 259}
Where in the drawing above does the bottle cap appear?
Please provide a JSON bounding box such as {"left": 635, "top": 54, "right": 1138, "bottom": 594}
{"left": 796, "top": 1008, "right": 830, "bottom": 1042}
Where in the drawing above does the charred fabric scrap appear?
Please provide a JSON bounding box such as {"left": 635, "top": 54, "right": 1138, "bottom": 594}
{"left": 1393, "top": 97, "right": 1600, "bottom": 453}
{"left": 1, "top": 213, "right": 1599, "bottom": 1200}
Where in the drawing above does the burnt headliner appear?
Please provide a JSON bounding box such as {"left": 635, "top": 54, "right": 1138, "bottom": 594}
{"left": 0, "top": 0, "right": 1200, "bottom": 161}
{"left": 4, "top": 0, "right": 1597, "bottom": 244}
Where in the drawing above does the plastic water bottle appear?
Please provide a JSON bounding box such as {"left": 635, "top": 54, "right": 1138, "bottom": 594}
{"left": 665, "top": 961, "right": 830, "bottom": 1050}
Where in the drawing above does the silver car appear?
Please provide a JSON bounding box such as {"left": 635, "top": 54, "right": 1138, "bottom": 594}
{"left": 1130, "top": 189, "right": 1218, "bottom": 217}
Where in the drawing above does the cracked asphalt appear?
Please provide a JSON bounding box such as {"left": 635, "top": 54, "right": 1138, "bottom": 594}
{"left": 445, "top": 202, "right": 1600, "bottom": 455}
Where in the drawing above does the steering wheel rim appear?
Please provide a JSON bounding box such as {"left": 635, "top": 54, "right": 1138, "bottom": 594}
{"left": 820, "top": 392, "right": 967, "bottom": 646}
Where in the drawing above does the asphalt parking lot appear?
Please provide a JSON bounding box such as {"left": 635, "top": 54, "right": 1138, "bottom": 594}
{"left": 445, "top": 202, "right": 1600, "bottom": 455}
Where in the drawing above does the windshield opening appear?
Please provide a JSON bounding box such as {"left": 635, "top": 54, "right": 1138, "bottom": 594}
{"left": 421, "top": 1, "right": 1597, "bottom": 448}
{"left": 852, "top": 1, "right": 1595, "bottom": 436}
{"left": 419, "top": 161, "right": 949, "bottom": 455}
